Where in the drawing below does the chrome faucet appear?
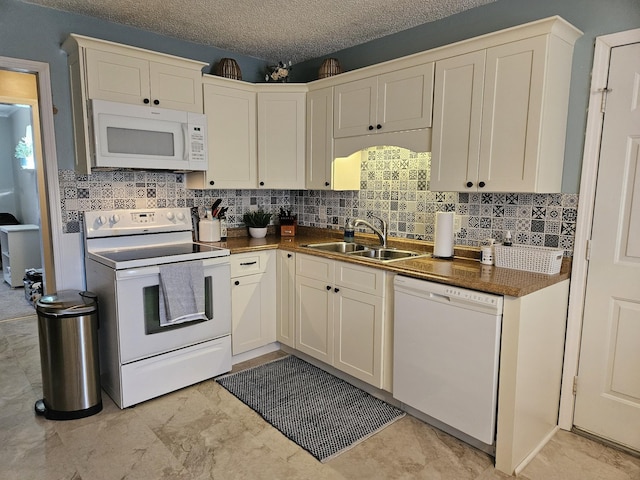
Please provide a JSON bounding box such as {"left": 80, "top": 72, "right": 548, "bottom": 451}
{"left": 350, "top": 216, "right": 388, "bottom": 248}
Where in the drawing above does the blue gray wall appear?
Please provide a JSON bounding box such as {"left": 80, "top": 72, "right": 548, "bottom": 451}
{"left": 2, "top": 0, "right": 639, "bottom": 186}
{"left": 294, "top": 0, "right": 640, "bottom": 193}
{"left": 0, "top": 0, "right": 268, "bottom": 171}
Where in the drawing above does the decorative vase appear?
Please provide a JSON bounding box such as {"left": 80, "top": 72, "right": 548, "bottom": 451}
{"left": 318, "top": 58, "right": 343, "bottom": 79}
{"left": 248, "top": 227, "right": 268, "bottom": 239}
{"left": 214, "top": 58, "right": 242, "bottom": 80}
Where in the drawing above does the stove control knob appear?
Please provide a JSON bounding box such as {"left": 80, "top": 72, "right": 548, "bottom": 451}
{"left": 176, "top": 212, "right": 185, "bottom": 221}
{"left": 97, "top": 215, "right": 107, "bottom": 226}
{"left": 110, "top": 214, "right": 121, "bottom": 224}
{"left": 166, "top": 211, "right": 175, "bottom": 221}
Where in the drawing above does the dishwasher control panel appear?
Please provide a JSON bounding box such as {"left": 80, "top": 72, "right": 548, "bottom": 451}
{"left": 394, "top": 275, "right": 503, "bottom": 314}
{"left": 443, "top": 287, "right": 500, "bottom": 306}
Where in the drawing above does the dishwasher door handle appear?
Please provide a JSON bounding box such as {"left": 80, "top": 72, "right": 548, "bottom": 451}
{"left": 428, "top": 292, "right": 452, "bottom": 303}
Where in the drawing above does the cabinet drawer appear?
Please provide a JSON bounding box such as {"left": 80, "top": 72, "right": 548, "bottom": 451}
{"left": 336, "top": 262, "right": 386, "bottom": 297}
{"left": 230, "top": 251, "right": 270, "bottom": 277}
{"left": 296, "top": 254, "right": 334, "bottom": 282}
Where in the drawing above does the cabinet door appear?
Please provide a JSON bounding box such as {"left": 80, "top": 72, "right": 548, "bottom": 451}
{"left": 188, "top": 82, "right": 257, "bottom": 189}
{"left": 333, "top": 76, "right": 377, "bottom": 138}
{"left": 257, "top": 92, "right": 306, "bottom": 189}
{"left": 231, "top": 270, "right": 276, "bottom": 356}
{"left": 377, "top": 63, "right": 434, "bottom": 133}
{"left": 333, "top": 287, "right": 384, "bottom": 388}
{"left": 295, "top": 275, "right": 334, "bottom": 364}
{"left": 85, "top": 49, "right": 151, "bottom": 105}
{"left": 276, "top": 251, "right": 296, "bottom": 347}
{"left": 478, "top": 36, "right": 547, "bottom": 192}
{"left": 306, "top": 87, "right": 334, "bottom": 189}
{"left": 430, "top": 51, "right": 486, "bottom": 192}
{"left": 149, "top": 62, "right": 203, "bottom": 113}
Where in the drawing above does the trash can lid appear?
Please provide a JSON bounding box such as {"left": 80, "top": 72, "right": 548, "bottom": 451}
{"left": 36, "top": 290, "right": 98, "bottom": 316}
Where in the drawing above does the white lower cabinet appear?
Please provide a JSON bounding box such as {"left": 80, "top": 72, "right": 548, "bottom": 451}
{"left": 230, "top": 251, "right": 276, "bottom": 355}
{"left": 276, "top": 250, "right": 296, "bottom": 347}
{"left": 294, "top": 253, "right": 393, "bottom": 390}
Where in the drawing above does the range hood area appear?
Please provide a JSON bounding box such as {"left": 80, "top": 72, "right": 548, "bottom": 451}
{"left": 330, "top": 129, "right": 432, "bottom": 191}
{"left": 333, "top": 128, "right": 431, "bottom": 159}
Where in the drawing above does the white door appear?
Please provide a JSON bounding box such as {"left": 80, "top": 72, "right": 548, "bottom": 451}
{"left": 573, "top": 42, "right": 640, "bottom": 452}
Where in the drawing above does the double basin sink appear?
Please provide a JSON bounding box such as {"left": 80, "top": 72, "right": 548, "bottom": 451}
{"left": 304, "top": 241, "right": 431, "bottom": 263}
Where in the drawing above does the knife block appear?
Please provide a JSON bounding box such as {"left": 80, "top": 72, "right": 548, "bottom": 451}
{"left": 280, "top": 221, "right": 296, "bottom": 237}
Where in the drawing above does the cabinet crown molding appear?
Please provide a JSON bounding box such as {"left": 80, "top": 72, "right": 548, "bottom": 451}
{"left": 62, "top": 33, "right": 208, "bottom": 70}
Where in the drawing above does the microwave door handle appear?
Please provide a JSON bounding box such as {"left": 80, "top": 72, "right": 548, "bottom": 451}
{"left": 182, "top": 124, "right": 189, "bottom": 161}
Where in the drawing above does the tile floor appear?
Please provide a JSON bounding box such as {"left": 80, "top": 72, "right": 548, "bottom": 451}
{"left": 1, "top": 315, "right": 639, "bottom": 480}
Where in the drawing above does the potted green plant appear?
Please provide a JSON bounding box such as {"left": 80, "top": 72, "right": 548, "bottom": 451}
{"left": 14, "top": 137, "right": 33, "bottom": 169}
{"left": 242, "top": 209, "right": 272, "bottom": 238}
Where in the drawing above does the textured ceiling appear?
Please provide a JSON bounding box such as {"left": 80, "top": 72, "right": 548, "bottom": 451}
{"left": 21, "top": 0, "right": 497, "bottom": 63}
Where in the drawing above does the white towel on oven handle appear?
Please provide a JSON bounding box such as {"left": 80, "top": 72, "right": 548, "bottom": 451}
{"left": 158, "top": 260, "right": 208, "bottom": 326}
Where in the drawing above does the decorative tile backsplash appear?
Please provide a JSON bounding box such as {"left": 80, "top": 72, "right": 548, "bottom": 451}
{"left": 58, "top": 147, "right": 578, "bottom": 255}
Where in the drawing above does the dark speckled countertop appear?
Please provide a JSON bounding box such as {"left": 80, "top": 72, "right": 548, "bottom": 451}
{"left": 203, "top": 226, "right": 571, "bottom": 297}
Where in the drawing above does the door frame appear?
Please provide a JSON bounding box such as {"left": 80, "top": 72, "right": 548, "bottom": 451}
{"left": 0, "top": 56, "right": 63, "bottom": 293}
{"left": 559, "top": 29, "right": 640, "bottom": 429}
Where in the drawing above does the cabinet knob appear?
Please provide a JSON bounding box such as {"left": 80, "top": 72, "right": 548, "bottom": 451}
{"left": 478, "top": 181, "right": 486, "bottom": 188}
{"left": 143, "top": 98, "right": 150, "bottom": 104}
{"left": 209, "top": 180, "right": 215, "bottom": 186}
{"left": 234, "top": 280, "right": 240, "bottom": 286}
{"left": 466, "top": 181, "right": 474, "bottom": 188}
{"left": 376, "top": 124, "right": 382, "bottom": 130}
{"left": 334, "top": 288, "right": 340, "bottom": 293}
{"left": 325, "top": 181, "right": 330, "bottom": 187}
{"left": 287, "top": 254, "right": 292, "bottom": 258}
{"left": 368, "top": 125, "right": 374, "bottom": 131}
{"left": 326, "top": 285, "right": 331, "bottom": 290}
{"left": 259, "top": 181, "right": 265, "bottom": 186}
{"left": 153, "top": 99, "right": 160, "bottom": 105}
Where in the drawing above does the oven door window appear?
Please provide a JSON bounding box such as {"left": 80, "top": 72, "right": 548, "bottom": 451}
{"left": 143, "top": 276, "right": 213, "bottom": 334}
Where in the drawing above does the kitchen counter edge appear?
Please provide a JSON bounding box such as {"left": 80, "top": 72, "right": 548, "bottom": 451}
{"left": 205, "top": 232, "right": 571, "bottom": 298}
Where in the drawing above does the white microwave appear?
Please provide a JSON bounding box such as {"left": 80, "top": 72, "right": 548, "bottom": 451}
{"left": 90, "top": 99, "right": 207, "bottom": 171}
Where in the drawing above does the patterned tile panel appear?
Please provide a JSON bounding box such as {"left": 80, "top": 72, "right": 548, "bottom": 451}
{"left": 58, "top": 147, "right": 579, "bottom": 255}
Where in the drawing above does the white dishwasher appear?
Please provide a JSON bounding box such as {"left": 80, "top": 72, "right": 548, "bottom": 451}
{"left": 393, "top": 275, "right": 503, "bottom": 447}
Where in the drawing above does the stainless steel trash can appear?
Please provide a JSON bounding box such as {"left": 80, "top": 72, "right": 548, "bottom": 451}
{"left": 35, "top": 290, "right": 102, "bottom": 420}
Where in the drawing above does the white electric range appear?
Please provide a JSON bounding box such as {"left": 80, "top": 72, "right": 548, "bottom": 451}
{"left": 83, "top": 207, "right": 232, "bottom": 408}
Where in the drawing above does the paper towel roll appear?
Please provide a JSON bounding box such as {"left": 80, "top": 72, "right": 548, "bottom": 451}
{"left": 434, "top": 212, "right": 454, "bottom": 258}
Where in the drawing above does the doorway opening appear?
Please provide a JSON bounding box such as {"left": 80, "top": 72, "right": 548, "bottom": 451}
{"left": 0, "top": 58, "right": 62, "bottom": 321}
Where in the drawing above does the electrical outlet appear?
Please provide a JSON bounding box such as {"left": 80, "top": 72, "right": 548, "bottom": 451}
{"left": 454, "top": 215, "right": 462, "bottom": 233}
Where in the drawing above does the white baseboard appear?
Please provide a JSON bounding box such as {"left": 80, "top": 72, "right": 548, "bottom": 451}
{"left": 514, "top": 426, "right": 559, "bottom": 475}
{"left": 231, "top": 342, "right": 281, "bottom": 365}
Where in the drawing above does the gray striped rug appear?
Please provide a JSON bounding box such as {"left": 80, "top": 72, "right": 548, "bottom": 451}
{"left": 216, "top": 355, "right": 405, "bottom": 462}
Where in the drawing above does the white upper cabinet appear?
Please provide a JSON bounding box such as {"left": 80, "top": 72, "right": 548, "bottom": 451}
{"left": 333, "top": 63, "right": 434, "bottom": 138}
{"left": 257, "top": 89, "right": 306, "bottom": 189}
{"left": 306, "top": 86, "right": 363, "bottom": 191}
{"left": 306, "top": 86, "right": 334, "bottom": 189}
{"left": 187, "top": 77, "right": 257, "bottom": 189}
{"left": 63, "top": 34, "right": 207, "bottom": 173}
{"left": 430, "top": 22, "right": 581, "bottom": 193}
{"left": 430, "top": 51, "right": 485, "bottom": 192}
{"left": 84, "top": 49, "right": 204, "bottom": 113}
{"left": 188, "top": 79, "right": 306, "bottom": 190}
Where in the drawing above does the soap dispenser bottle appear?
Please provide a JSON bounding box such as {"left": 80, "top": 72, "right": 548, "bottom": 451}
{"left": 344, "top": 219, "right": 355, "bottom": 242}
{"left": 504, "top": 230, "right": 513, "bottom": 246}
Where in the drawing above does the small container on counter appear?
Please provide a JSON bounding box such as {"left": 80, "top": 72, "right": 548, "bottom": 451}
{"left": 480, "top": 238, "right": 497, "bottom": 265}
{"left": 503, "top": 230, "right": 513, "bottom": 246}
{"left": 344, "top": 219, "right": 355, "bottom": 242}
{"left": 199, "top": 215, "right": 221, "bottom": 242}
{"left": 278, "top": 208, "right": 297, "bottom": 237}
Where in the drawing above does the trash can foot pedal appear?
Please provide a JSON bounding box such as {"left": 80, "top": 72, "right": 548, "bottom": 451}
{"left": 34, "top": 399, "right": 47, "bottom": 416}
